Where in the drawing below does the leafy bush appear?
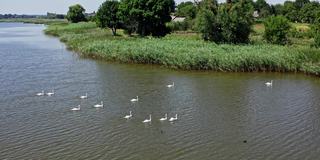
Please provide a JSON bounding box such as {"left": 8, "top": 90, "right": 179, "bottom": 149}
{"left": 119, "top": 0, "right": 175, "bottom": 37}
{"left": 195, "top": 9, "right": 219, "bottom": 41}
{"left": 195, "top": 0, "right": 254, "bottom": 44}
{"left": 175, "top": 2, "right": 197, "bottom": 19}
{"left": 264, "top": 16, "right": 291, "bottom": 45}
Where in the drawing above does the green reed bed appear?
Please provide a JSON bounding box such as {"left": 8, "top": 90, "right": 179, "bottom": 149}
{"left": 45, "top": 22, "right": 320, "bottom": 76}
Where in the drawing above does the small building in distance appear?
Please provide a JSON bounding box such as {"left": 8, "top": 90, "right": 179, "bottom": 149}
{"left": 171, "top": 15, "right": 185, "bottom": 22}
{"left": 253, "top": 11, "right": 259, "bottom": 18}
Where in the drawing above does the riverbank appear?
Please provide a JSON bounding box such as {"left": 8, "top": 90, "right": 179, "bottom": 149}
{"left": 43, "top": 22, "right": 320, "bottom": 76}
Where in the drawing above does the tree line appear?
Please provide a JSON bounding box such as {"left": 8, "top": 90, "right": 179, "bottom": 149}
{"left": 67, "top": 0, "right": 175, "bottom": 37}
{"left": 175, "top": 0, "right": 320, "bottom": 26}
{"left": 65, "top": 0, "right": 320, "bottom": 47}
{"left": 172, "top": 0, "right": 320, "bottom": 46}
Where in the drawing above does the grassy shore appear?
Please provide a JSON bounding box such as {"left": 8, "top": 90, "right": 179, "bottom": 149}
{"left": 43, "top": 22, "right": 320, "bottom": 76}
{"left": 5, "top": 19, "right": 318, "bottom": 76}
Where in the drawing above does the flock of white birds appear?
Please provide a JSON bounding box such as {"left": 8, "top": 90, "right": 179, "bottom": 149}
{"left": 36, "top": 80, "right": 272, "bottom": 123}
{"left": 36, "top": 82, "right": 178, "bottom": 123}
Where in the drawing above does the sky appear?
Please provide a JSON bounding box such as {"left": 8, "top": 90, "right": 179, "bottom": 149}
{"left": 0, "top": 0, "right": 291, "bottom": 15}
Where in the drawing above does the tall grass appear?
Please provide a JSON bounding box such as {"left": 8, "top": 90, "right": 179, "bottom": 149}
{"left": 45, "top": 22, "right": 320, "bottom": 76}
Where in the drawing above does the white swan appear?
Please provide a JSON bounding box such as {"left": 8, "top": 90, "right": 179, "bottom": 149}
{"left": 159, "top": 113, "right": 168, "bottom": 121}
{"left": 265, "top": 80, "right": 273, "bottom": 87}
{"left": 71, "top": 105, "right": 81, "bottom": 111}
{"left": 94, "top": 101, "right": 103, "bottom": 108}
{"left": 143, "top": 115, "right": 152, "bottom": 123}
{"left": 124, "top": 111, "right": 132, "bottom": 119}
{"left": 167, "top": 82, "right": 174, "bottom": 88}
{"left": 130, "top": 96, "right": 139, "bottom": 102}
{"left": 169, "top": 114, "right": 178, "bottom": 122}
{"left": 36, "top": 90, "right": 45, "bottom": 96}
{"left": 80, "top": 93, "right": 88, "bottom": 99}
{"left": 46, "top": 89, "right": 54, "bottom": 96}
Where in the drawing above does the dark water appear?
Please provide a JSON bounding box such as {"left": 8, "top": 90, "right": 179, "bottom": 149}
{"left": 1, "top": 23, "right": 320, "bottom": 160}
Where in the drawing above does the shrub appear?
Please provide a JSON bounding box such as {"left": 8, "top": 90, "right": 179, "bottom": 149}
{"left": 218, "top": 1, "right": 254, "bottom": 43}
{"left": 195, "top": 0, "right": 254, "bottom": 44}
{"left": 119, "top": 0, "right": 175, "bottom": 37}
{"left": 264, "top": 15, "right": 291, "bottom": 45}
{"left": 195, "top": 9, "right": 219, "bottom": 41}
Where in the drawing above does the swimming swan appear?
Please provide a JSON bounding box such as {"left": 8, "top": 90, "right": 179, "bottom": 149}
{"left": 124, "top": 111, "right": 133, "bottom": 119}
{"left": 265, "top": 80, "right": 273, "bottom": 87}
{"left": 71, "top": 105, "right": 81, "bottom": 111}
{"left": 167, "top": 82, "right": 174, "bottom": 88}
{"left": 94, "top": 101, "right": 103, "bottom": 108}
{"left": 46, "top": 90, "right": 54, "bottom": 96}
{"left": 169, "top": 114, "right": 178, "bottom": 122}
{"left": 80, "top": 93, "right": 88, "bottom": 99}
{"left": 36, "top": 90, "right": 45, "bottom": 96}
{"left": 143, "top": 115, "right": 152, "bottom": 123}
{"left": 159, "top": 114, "right": 168, "bottom": 121}
{"left": 130, "top": 96, "right": 139, "bottom": 102}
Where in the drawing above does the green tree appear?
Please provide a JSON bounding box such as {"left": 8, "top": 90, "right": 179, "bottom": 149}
{"left": 254, "top": 0, "right": 271, "bottom": 18}
{"left": 220, "top": 0, "right": 254, "bottom": 43}
{"left": 299, "top": 2, "right": 320, "bottom": 23}
{"left": 282, "top": 1, "right": 299, "bottom": 22}
{"left": 119, "top": 0, "right": 175, "bottom": 37}
{"left": 175, "top": 1, "right": 197, "bottom": 31}
{"left": 118, "top": 0, "right": 136, "bottom": 35}
{"left": 271, "top": 4, "right": 283, "bottom": 15}
{"left": 295, "top": 0, "right": 310, "bottom": 9}
{"left": 66, "top": 4, "right": 87, "bottom": 23}
{"left": 195, "top": 9, "right": 221, "bottom": 41}
{"left": 264, "top": 16, "right": 291, "bottom": 45}
{"left": 96, "top": 0, "right": 120, "bottom": 36}
{"left": 176, "top": 2, "right": 197, "bottom": 19}
{"left": 198, "top": 0, "right": 219, "bottom": 14}
{"left": 195, "top": 0, "right": 254, "bottom": 44}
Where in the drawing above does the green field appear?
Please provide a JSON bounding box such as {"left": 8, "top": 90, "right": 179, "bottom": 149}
{"left": 43, "top": 22, "right": 320, "bottom": 76}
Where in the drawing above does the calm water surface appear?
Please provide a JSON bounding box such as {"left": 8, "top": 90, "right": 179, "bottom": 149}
{"left": 1, "top": 23, "right": 320, "bottom": 160}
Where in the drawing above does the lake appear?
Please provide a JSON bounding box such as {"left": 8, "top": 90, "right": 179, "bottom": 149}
{"left": 1, "top": 22, "right": 320, "bottom": 160}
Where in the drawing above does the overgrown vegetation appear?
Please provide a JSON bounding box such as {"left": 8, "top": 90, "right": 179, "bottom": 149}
{"left": 195, "top": 0, "right": 254, "bottom": 43}
{"left": 264, "top": 16, "right": 291, "bottom": 45}
{"left": 44, "top": 22, "right": 320, "bottom": 76}
{"left": 118, "top": 0, "right": 175, "bottom": 37}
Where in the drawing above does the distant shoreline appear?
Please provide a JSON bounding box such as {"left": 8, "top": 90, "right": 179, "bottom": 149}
{"left": 0, "top": 18, "right": 67, "bottom": 25}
